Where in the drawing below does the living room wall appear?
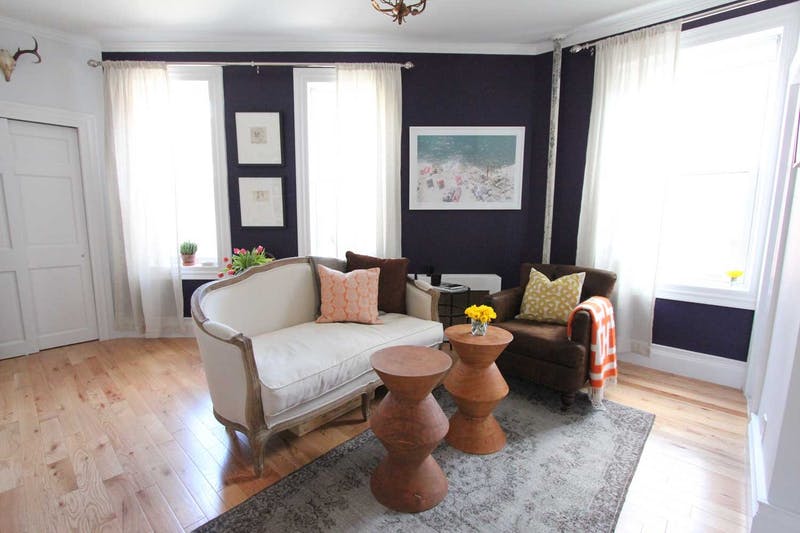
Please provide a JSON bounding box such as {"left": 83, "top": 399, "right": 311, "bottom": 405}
{"left": 104, "top": 51, "right": 552, "bottom": 289}
{"left": 108, "top": 32, "right": 758, "bottom": 361}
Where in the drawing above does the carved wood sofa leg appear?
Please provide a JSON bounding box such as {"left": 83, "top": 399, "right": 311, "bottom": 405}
{"left": 561, "top": 392, "right": 576, "bottom": 411}
{"left": 249, "top": 430, "right": 272, "bottom": 477}
{"left": 361, "top": 391, "right": 372, "bottom": 421}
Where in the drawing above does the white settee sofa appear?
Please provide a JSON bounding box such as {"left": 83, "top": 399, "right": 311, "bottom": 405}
{"left": 191, "top": 256, "right": 443, "bottom": 475}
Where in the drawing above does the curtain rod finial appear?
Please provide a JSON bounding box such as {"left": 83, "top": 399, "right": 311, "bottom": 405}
{"left": 403, "top": 61, "right": 414, "bottom": 69}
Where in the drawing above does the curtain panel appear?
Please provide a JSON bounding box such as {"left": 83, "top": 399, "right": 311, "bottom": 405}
{"left": 576, "top": 23, "right": 681, "bottom": 355}
{"left": 104, "top": 61, "right": 184, "bottom": 337}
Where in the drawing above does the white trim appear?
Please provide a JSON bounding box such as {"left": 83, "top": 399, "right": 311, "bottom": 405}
{"left": 748, "top": 414, "right": 800, "bottom": 532}
{"left": 745, "top": 6, "right": 800, "bottom": 412}
{"left": 103, "top": 38, "right": 547, "bottom": 56}
{"left": 0, "top": 101, "right": 113, "bottom": 341}
{"left": 656, "top": 285, "right": 756, "bottom": 310}
{"left": 562, "top": 0, "right": 737, "bottom": 49}
{"left": 180, "top": 265, "right": 221, "bottom": 280}
{"left": 619, "top": 344, "right": 747, "bottom": 389}
{"left": 414, "top": 274, "right": 502, "bottom": 294}
{"left": 0, "top": 15, "right": 101, "bottom": 50}
{"left": 293, "top": 67, "right": 336, "bottom": 257}
{"left": 166, "top": 65, "right": 231, "bottom": 266}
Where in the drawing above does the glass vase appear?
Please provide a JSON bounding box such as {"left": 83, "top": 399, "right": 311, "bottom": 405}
{"left": 470, "top": 319, "right": 488, "bottom": 336}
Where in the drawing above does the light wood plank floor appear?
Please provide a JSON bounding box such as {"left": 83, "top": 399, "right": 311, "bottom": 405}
{"left": 0, "top": 338, "right": 748, "bottom": 532}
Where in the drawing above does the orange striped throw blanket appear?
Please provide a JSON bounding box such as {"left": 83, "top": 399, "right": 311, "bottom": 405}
{"left": 566, "top": 296, "right": 617, "bottom": 408}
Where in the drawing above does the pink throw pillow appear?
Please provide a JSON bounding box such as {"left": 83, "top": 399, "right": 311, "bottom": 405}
{"left": 316, "top": 265, "right": 382, "bottom": 325}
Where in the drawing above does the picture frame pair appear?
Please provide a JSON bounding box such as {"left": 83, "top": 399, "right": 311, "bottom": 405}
{"left": 235, "top": 112, "right": 284, "bottom": 227}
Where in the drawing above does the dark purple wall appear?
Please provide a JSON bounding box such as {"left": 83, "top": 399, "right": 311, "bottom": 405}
{"left": 104, "top": 51, "right": 547, "bottom": 290}
{"left": 653, "top": 300, "right": 754, "bottom": 361}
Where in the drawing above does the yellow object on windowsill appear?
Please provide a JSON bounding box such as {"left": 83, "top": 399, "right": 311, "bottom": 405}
{"left": 726, "top": 270, "right": 744, "bottom": 284}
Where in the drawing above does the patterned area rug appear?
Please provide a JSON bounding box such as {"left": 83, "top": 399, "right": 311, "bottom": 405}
{"left": 196, "top": 379, "right": 654, "bottom": 533}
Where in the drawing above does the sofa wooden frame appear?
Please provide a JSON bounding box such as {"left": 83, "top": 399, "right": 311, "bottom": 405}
{"left": 191, "top": 256, "right": 441, "bottom": 475}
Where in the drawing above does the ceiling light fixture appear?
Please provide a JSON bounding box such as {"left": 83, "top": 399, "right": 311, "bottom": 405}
{"left": 371, "top": 0, "right": 427, "bottom": 25}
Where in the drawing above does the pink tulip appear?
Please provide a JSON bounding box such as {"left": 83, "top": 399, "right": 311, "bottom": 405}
{"left": 226, "top": 263, "right": 233, "bottom": 269}
{"left": 223, "top": 256, "right": 229, "bottom": 262}
{"left": 217, "top": 272, "right": 224, "bottom": 278}
{"left": 227, "top": 269, "right": 236, "bottom": 276}
{"left": 256, "top": 245, "right": 264, "bottom": 253}
{"left": 233, "top": 248, "right": 240, "bottom": 254}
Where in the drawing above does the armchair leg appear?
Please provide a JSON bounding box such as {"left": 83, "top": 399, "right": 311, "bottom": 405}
{"left": 560, "top": 392, "right": 576, "bottom": 411}
{"left": 361, "top": 391, "right": 372, "bottom": 421}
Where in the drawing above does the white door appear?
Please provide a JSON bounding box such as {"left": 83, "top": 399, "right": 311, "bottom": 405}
{"left": 0, "top": 119, "right": 98, "bottom": 358}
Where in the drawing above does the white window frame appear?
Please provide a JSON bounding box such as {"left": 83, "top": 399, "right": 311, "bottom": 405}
{"left": 167, "top": 65, "right": 232, "bottom": 280}
{"left": 293, "top": 67, "right": 337, "bottom": 257}
{"left": 655, "top": 4, "right": 800, "bottom": 310}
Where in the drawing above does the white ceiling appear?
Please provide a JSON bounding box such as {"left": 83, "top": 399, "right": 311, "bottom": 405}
{"left": 0, "top": 0, "right": 729, "bottom": 54}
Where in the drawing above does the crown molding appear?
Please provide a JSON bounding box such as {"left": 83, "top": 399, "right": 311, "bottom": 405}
{"left": 100, "top": 38, "right": 546, "bottom": 56}
{"left": 0, "top": 15, "right": 101, "bottom": 50}
{"left": 559, "top": 0, "right": 731, "bottom": 48}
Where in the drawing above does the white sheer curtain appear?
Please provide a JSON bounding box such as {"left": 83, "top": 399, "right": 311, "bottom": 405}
{"left": 104, "top": 61, "right": 183, "bottom": 337}
{"left": 331, "top": 63, "right": 402, "bottom": 258}
{"left": 576, "top": 23, "right": 681, "bottom": 355}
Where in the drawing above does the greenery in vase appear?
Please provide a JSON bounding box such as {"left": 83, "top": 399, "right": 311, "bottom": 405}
{"left": 179, "top": 241, "right": 198, "bottom": 255}
{"left": 219, "top": 245, "right": 273, "bottom": 277}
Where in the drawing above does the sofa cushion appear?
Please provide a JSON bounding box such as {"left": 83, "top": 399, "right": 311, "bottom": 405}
{"left": 251, "top": 314, "right": 443, "bottom": 417}
{"left": 346, "top": 251, "right": 409, "bottom": 314}
{"left": 316, "top": 265, "right": 382, "bottom": 325}
{"left": 516, "top": 267, "right": 585, "bottom": 325}
{"left": 494, "top": 319, "right": 586, "bottom": 369}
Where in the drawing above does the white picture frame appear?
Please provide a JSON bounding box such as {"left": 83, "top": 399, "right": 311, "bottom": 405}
{"left": 235, "top": 112, "right": 283, "bottom": 164}
{"left": 409, "top": 126, "right": 525, "bottom": 210}
{"left": 239, "top": 177, "right": 284, "bottom": 227}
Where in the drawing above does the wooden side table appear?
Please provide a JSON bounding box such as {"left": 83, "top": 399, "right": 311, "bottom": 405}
{"left": 444, "top": 324, "right": 513, "bottom": 454}
{"left": 369, "top": 346, "right": 453, "bottom": 513}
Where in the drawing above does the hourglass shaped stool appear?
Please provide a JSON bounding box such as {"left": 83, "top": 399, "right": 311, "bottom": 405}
{"left": 369, "top": 346, "right": 452, "bottom": 513}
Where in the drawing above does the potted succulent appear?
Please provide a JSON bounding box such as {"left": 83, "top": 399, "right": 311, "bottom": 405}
{"left": 180, "top": 241, "right": 198, "bottom": 266}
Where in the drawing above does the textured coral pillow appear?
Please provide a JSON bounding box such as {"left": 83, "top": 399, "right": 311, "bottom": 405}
{"left": 516, "top": 267, "right": 585, "bottom": 325}
{"left": 345, "top": 251, "right": 409, "bottom": 314}
{"left": 316, "top": 265, "right": 382, "bottom": 324}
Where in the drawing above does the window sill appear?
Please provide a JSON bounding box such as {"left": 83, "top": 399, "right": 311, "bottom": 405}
{"left": 655, "top": 284, "right": 756, "bottom": 310}
{"left": 181, "top": 264, "right": 221, "bottom": 280}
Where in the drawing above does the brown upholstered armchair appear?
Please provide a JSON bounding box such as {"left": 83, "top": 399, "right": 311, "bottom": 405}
{"left": 485, "top": 263, "right": 617, "bottom": 409}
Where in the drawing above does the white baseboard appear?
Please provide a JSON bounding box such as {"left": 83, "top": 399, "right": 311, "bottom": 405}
{"left": 618, "top": 344, "right": 747, "bottom": 389}
{"left": 748, "top": 414, "right": 800, "bottom": 533}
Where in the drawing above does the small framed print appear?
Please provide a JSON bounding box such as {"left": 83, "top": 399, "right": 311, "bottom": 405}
{"left": 235, "top": 112, "right": 283, "bottom": 165}
{"left": 239, "top": 177, "right": 284, "bottom": 227}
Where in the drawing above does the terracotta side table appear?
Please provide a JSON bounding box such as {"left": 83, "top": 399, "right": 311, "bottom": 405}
{"left": 369, "top": 346, "right": 452, "bottom": 513}
{"left": 444, "top": 324, "right": 513, "bottom": 454}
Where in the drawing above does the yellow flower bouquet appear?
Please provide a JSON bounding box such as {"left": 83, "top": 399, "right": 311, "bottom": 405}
{"left": 465, "top": 304, "right": 497, "bottom": 336}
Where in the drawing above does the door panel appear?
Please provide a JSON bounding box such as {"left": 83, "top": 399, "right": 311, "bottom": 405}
{"left": 0, "top": 118, "right": 37, "bottom": 358}
{"left": 5, "top": 120, "right": 98, "bottom": 353}
{"left": 0, "top": 271, "right": 29, "bottom": 354}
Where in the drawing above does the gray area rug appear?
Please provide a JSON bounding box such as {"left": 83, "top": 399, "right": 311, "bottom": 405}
{"left": 196, "top": 379, "right": 654, "bottom": 533}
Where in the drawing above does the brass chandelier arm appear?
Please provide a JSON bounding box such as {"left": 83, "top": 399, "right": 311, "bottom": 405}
{"left": 371, "top": 0, "right": 428, "bottom": 25}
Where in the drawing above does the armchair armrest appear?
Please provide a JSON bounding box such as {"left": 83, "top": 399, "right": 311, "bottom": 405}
{"left": 568, "top": 309, "right": 592, "bottom": 347}
{"left": 405, "top": 279, "right": 440, "bottom": 321}
{"left": 485, "top": 287, "right": 523, "bottom": 322}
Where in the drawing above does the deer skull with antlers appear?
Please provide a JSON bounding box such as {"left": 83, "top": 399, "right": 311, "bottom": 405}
{"left": 0, "top": 37, "right": 42, "bottom": 82}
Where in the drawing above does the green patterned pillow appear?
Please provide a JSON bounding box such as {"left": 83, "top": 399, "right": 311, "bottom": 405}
{"left": 516, "top": 268, "right": 586, "bottom": 324}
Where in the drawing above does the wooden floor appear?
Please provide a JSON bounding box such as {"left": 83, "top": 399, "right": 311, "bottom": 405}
{"left": 0, "top": 338, "right": 748, "bottom": 532}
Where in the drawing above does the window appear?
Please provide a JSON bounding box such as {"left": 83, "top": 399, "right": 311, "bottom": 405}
{"left": 167, "top": 66, "right": 230, "bottom": 277}
{"left": 656, "top": 10, "right": 796, "bottom": 308}
{"left": 294, "top": 66, "right": 402, "bottom": 259}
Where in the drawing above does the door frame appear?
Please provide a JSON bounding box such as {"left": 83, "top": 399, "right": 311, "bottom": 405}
{"left": 0, "top": 100, "right": 113, "bottom": 342}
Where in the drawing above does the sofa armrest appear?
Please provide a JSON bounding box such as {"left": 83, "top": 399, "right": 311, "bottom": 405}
{"left": 193, "top": 320, "right": 264, "bottom": 432}
{"left": 485, "top": 287, "right": 523, "bottom": 322}
{"left": 405, "top": 279, "right": 440, "bottom": 321}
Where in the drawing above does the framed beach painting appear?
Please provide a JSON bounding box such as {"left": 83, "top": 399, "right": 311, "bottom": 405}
{"left": 235, "top": 112, "right": 283, "bottom": 165}
{"left": 409, "top": 126, "right": 525, "bottom": 210}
